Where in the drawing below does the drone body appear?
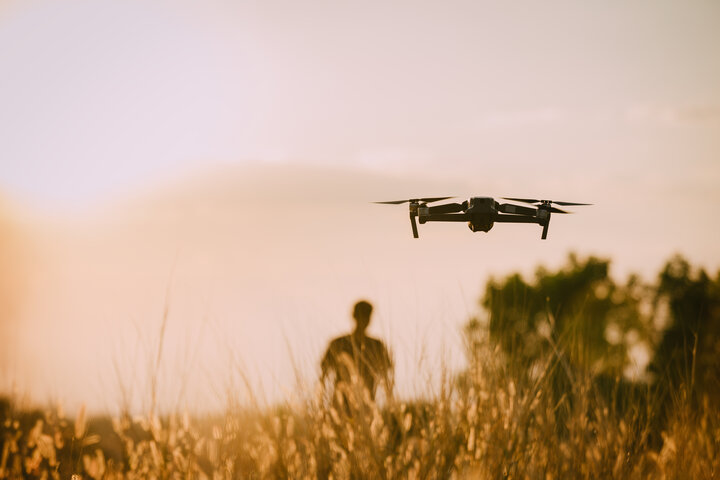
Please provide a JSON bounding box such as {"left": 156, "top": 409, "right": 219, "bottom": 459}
{"left": 375, "top": 196, "right": 590, "bottom": 239}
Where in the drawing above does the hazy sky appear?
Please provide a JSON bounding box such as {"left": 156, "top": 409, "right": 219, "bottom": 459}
{"left": 2, "top": 0, "right": 719, "bottom": 206}
{"left": 1, "top": 0, "right": 719, "bottom": 412}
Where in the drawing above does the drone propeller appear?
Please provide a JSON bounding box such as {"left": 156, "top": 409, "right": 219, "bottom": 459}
{"left": 502, "top": 197, "right": 592, "bottom": 207}
{"left": 374, "top": 197, "right": 454, "bottom": 205}
{"left": 547, "top": 206, "right": 570, "bottom": 214}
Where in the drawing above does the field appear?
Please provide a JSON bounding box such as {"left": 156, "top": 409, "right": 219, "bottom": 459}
{"left": 3, "top": 255, "right": 720, "bottom": 479}
{"left": 2, "top": 339, "right": 718, "bottom": 480}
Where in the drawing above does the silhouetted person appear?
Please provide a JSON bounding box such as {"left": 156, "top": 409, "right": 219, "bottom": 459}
{"left": 321, "top": 300, "right": 393, "bottom": 403}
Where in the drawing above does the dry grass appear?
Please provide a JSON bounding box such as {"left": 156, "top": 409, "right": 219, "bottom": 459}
{"left": 2, "top": 337, "right": 718, "bottom": 480}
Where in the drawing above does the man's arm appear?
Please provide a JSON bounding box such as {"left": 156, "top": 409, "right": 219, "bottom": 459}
{"left": 320, "top": 339, "right": 338, "bottom": 380}
{"left": 376, "top": 341, "right": 394, "bottom": 396}
{"left": 320, "top": 349, "right": 331, "bottom": 379}
{"left": 383, "top": 344, "right": 393, "bottom": 376}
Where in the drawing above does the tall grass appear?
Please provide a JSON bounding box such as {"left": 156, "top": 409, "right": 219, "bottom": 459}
{"left": 1, "top": 332, "right": 718, "bottom": 479}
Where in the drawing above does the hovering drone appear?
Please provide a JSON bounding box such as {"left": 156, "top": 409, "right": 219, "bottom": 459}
{"left": 374, "top": 196, "right": 591, "bottom": 239}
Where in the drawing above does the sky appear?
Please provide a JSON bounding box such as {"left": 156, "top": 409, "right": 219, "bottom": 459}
{"left": 1, "top": 0, "right": 719, "bottom": 412}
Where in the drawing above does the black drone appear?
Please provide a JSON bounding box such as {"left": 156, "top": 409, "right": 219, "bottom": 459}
{"left": 374, "top": 196, "right": 591, "bottom": 239}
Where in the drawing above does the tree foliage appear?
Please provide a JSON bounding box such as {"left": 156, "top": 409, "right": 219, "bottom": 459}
{"left": 469, "top": 253, "right": 651, "bottom": 377}
{"left": 465, "top": 252, "right": 720, "bottom": 410}
{"left": 650, "top": 255, "right": 720, "bottom": 406}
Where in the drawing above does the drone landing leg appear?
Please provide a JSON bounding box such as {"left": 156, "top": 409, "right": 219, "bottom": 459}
{"left": 410, "top": 212, "right": 419, "bottom": 238}
{"left": 541, "top": 214, "right": 551, "bottom": 239}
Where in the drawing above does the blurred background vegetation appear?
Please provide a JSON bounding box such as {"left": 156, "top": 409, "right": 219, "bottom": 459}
{"left": 464, "top": 252, "right": 720, "bottom": 402}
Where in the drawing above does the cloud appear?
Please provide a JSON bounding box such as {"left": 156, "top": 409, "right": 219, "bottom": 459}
{"left": 625, "top": 104, "right": 720, "bottom": 126}
{"left": 469, "top": 104, "right": 720, "bottom": 130}
{"left": 350, "top": 147, "right": 436, "bottom": 171}
{"left": 472, "top": 108, "right": 570, "bottom": 129}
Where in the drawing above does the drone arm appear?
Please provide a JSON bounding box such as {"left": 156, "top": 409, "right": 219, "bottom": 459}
{"left": 494, "top": 213, "right": 551, "bottom": 239}
{"left": 428, "top": 202, "right": 467, "bottom": 214}
{"left": 493, "top": 214, "right": 541, "bottom": 224}
{"left": 422, "top": 213, "right": 471, "bottom": 222}
{"left": 498, "top": 203, "right": 537, "bottom": 216}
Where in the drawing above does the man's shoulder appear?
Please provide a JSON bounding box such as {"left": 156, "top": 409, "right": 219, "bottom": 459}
{"left": 327, "top": 335, "right": 353, "bottom": 350}
{"left": 364, "top": 336, "right": 389, "bottom": 352}
{"left": 326, "top": 335, "right": 388, "bottom": 353}
{"left": 364, "top": 335, "right": 384, "bottom": 345}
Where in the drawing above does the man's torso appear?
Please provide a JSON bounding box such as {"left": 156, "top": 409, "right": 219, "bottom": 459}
{"left": 323, "top": 335, "right": 390, "bottom": 393}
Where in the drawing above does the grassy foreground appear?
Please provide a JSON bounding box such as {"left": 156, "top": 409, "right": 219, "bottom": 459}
{"left": 1, "top": 347, "right": 718, "bottom": 479}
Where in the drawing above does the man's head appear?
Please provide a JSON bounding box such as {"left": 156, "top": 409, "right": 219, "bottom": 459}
{"left": 352, "top": 300, "right": 373, "bottom": 333}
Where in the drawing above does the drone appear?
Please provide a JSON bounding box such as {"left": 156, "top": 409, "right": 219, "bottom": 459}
{"left": 374, "top": 196, "right": 591, "bottom": 239}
